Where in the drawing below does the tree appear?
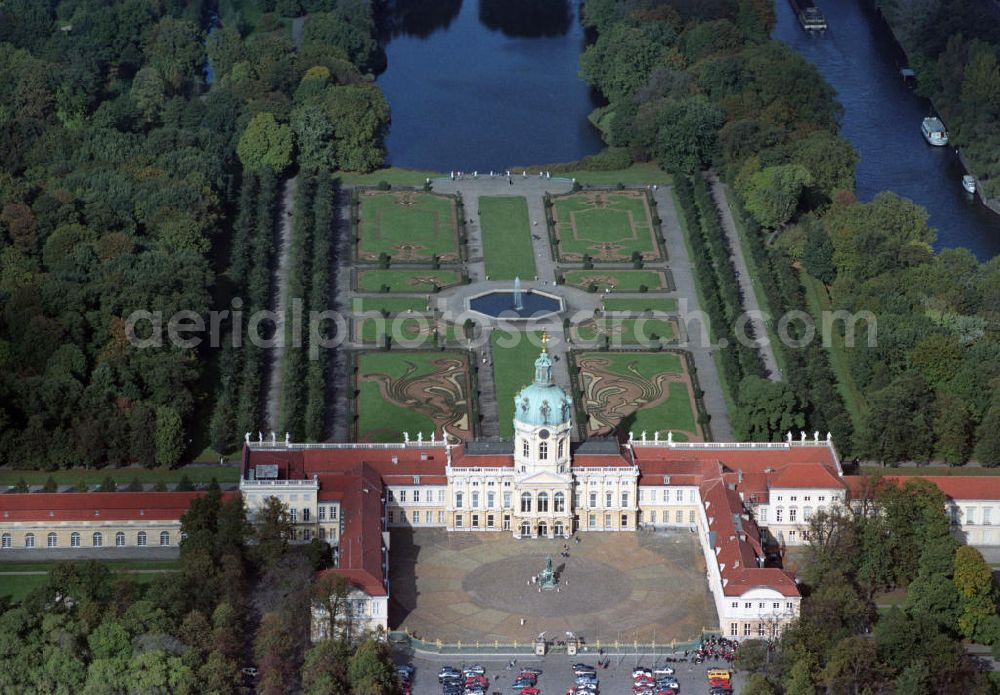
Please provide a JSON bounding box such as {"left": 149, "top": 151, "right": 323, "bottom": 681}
{"left": 974, "top": 402, "right": 1000, "bottom": 466}
{"left": 802, "top": 224, "right": 835, "bottom": 284}
{"left": 292, "top": 104, "right": 336, "bottom": 171}
{"left": 906, "top": 572, "right": 961, "bottom": 632}
{"left": 579, "top": 22, "right": 673, "bottom": 103}
{"left": 154, "top": 406, "right": 184, "bottom": 468}
{"left": 855, "top": 374, "right": 936, "bottom": 465}
{"left": 238, "top": 112, "right": 293, "bottom": 174}
{"left": 347, "top": 638, "right": 398, "bottom": 695}
{"left": 206, "top": 27, "right": 245, "bottom": 80}
{"left": 733, "top": 375, "right": 804, "bottom": 441}
{"left": 254, "top": 612, "right": 297, "bottom": 695}
{"left": 126, "top": 650, "right": 196, "bottom": 694}
{"left": 894, "top": 660, "right": 932, "bottom": 695}
{"left": 934, "top": 393, "right": 974, "bottom": 466}
{"left": 741, "top": 673, "right": 777, "bottom": 695}
{"left": 302, "top": 639, "right": 352, "bottom": 695}
{"left": 322, "top": 84, "right": 389, "bottom": 172}
{"left": 144, "top": 17, "right": 204, "bottom": 92}
{"left": 130, "top": 67, "right": 166, "bottom": 122}
{"left": 821, "top": 635, "right": 881, "bottom": 694}
{"left": 253, "top": 496, "right": 294, "bottom": 568}
{"left": 783, "top": 655, "right": 818, "bottom": 695}
{"left": 198, "top": 651, "right": 244, "bottom": 695}
{"left": 741, "top": 164, "right": 813, "bottom": 229}
{"left": 652, "top": 96, "right": 723, "bottom": 174}
{"left": 953, "top": 546, "right": 999, "bottom": 643}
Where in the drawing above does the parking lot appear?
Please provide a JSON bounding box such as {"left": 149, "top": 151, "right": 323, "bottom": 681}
{"left": 396, "top": 652, "right": 744, "bottom": 695}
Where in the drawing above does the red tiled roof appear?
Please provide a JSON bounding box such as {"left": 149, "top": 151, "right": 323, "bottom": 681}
{"left": 723, "top": 568, "right": 800, "bottom": 597}
{"left": 767, "top": 463, "right": 845, "bottom": 490}
{"left": 0, "top": 491, "right": 236, "bottom": 522}
{"left": 321, "top": 463, "right": 387, "bottom": 598}
{"left": 572, "top": 454, "right": 633, "bottom": 468}
{"left": 845, "top": 475, "right": 1000, "bottom": 502}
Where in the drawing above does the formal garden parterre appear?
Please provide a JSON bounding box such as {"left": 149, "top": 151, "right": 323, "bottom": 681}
{"left": 355, "top": 190, "right": 461, "bottom": 262}
{"left": 548, "top": 190, "right": 663, "bottom": 263}
{"left": 571, "top": 351, "right": 704, "bottom": 442}
{"left": 353, "top": 351, "right": 476, "bottom": 443}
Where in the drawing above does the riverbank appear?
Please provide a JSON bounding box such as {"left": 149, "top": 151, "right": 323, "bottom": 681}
{"left": 872, "top": 1, "right": 1000, "bottom": 218}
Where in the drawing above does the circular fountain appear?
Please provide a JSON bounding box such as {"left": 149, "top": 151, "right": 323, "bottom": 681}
{"left": 467, "top": 277, "right": 563, "bottom": 320}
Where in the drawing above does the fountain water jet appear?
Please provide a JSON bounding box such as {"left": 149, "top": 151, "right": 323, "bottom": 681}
{"left": 513, "top": 276, "right": 524, "bottom": 311}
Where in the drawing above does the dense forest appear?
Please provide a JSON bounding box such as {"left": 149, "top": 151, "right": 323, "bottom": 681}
{"left": 0, "top": 0, "right": 387, "bottom": 470}
{"left": 879, "top": 0, "right": 1000, "bottom": 199}
{"left": 579, "top": 0, "right": 1000, "bottom": 465}
{"left": 738, "top": 476, "right": 1000, "bottom": 694}
{"left": 0, "top": 489, "right": 398, "bottom": 694}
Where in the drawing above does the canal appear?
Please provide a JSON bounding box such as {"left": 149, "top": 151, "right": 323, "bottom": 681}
{"left": 773, "top": 0, "right": 1000, "bottom": 260}
{"left": 375, "top": 0, "right": 604, "bottom": 173}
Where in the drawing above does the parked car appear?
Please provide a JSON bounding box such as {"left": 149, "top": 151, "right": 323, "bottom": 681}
{"left": 632, "top": 668, "right": 652, "bottom": 678}
{"left": 653, "top": 666, "right": 675, "bottom": 676}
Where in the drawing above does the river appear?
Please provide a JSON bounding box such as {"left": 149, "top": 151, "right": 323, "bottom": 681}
{"left": 375, "top": 0, "right": 604, "bottom": 173}
{"left": 773, "top": 0, "right": 1000, "bottom": 260}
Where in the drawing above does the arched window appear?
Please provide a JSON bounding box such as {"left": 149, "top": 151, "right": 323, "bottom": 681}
{"left": 557, "top": 439, "right": 564, "bottom": 459}
{"left": 24, "top": 533, "right": 35, "bottom": 548}
{"left": 537, "top": 492, "right": 549, "bottom": 513}
{"left": 522, "top": 439, "right": 529, "bottom": 457}
{"left": 115, "top": 532, "right": 125, "bottom": 547}
{"left": 554, "top": 492, "right": 565, "bottom": 513}
{"left": 520, "top": 522, "right": 532, "bottom": 537}
{"left": 47, "top": 532, "right": 57, "bottom": 548}
{"left": 520, "top": 492, "right": 532, "bottom": 513}
{"left": 1, "top": 533, "right": 10, "bottom": 549}
{"left": 70, "top": 532, "right": 80, "bottom": 548}
{"left": 539, "top": 442, "right": 548, "bottom": 460}
{"left": 137, "top": 531, "right": 147, "bottom": 547}
{"left": 92, "top": 532, "right": 103, "bottom": 547}
{"left": 160, "top": 531, "right": 170, "bottom": 546}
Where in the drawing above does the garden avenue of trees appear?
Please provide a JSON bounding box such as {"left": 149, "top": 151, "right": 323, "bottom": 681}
{"left": 578, "top": 0, "right": 1000, "bottom": 466}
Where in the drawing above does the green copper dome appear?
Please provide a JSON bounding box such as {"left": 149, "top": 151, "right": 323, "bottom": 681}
{"left": 513, "top": 342, "right": 572, "bottom": 428}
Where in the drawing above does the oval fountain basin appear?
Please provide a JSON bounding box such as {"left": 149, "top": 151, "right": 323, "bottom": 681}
{"left": 469, "top": 290, "right": 562, "bottom": 319}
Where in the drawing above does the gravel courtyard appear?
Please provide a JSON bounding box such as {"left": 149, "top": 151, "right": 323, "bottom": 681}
{"left": 388, "top": 529, "right": 716, "bottom": 646}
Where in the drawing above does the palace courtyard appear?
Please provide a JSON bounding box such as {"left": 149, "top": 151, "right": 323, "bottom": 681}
{"left": 388, "top": 528, "right": 716, "bottom": 646}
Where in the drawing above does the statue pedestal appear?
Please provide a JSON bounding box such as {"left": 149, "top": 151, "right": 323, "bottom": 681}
{"left": 533, "top": 637, "right": 547, "bottom": 656}
{"left": 567, "top": 637, "right": 579, "bottom": 656}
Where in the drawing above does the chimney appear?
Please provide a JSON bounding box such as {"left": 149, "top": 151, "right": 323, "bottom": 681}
{"left": 391, "top": 456, "right": 399, "bottom": 465}
{"left": 734, "top": 560, "right": 740, "bottom": 568}
{"left": 738, "top": 470, "right": 743, "bottom": 484}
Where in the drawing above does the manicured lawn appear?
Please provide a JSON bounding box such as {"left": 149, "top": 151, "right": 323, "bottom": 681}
{"left": 574, "top": 351, "right": 699, "bottom": 438}
{"left": 357, "top": 316, "right": 464, "bottom": 345}
{"left": 571, "top": 318, "right": 676, "bottom": 344}
{"left": 0, "top": 465, "right": 238, "bottom": 488}
{"left": 356, "top": 351, "right": 472, "bottom": 442}
{"left": 601, "top": 297, "right": 678, "bottom": 313}
{"left": 357, "top": 269, "right": 462, "bottom": 293}
{"left": 801, "top": 272, "right": 867, "bottom": 430}
{"left": 563, "top": 270, "right": 668, "bottom": 292}
{"left": 490, "top": 330, "right": 546, "bottom": 438}
{"left": 352, "top": 297, "right": 429, "bottom": 315}
{"left": 337, "top": 167, "right": 441, "bottom": 186}
{"left": 479, "top": 197, "right": 537, "bottom": 280}
{"left": 0, "top": 559, "right": 180, "bottom": 602}
{"left": 357, "top": 191, "right": 459, "bottom": 262}
{"left": 552, "top": 191, "right": 660, "bottom": 263}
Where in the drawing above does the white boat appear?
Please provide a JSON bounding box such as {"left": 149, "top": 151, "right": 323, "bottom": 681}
{"left": 922, "top": 117, "right": 949, "bottom": 146}
{"left": 962, "top": 175, "right": 976, "bottom": 194}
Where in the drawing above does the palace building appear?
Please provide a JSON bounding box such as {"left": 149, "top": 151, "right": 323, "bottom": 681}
{"left": 6, "top": 343, "right": 1000, "bottom": 642}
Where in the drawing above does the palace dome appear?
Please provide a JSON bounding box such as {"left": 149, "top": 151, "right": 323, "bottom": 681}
{"left": 513, "top": 344, "right": 572, "bottom": 428}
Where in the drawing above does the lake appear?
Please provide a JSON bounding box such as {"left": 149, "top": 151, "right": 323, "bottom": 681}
{"left": 376, "top": 0, "right": 605, "bottom": 172}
